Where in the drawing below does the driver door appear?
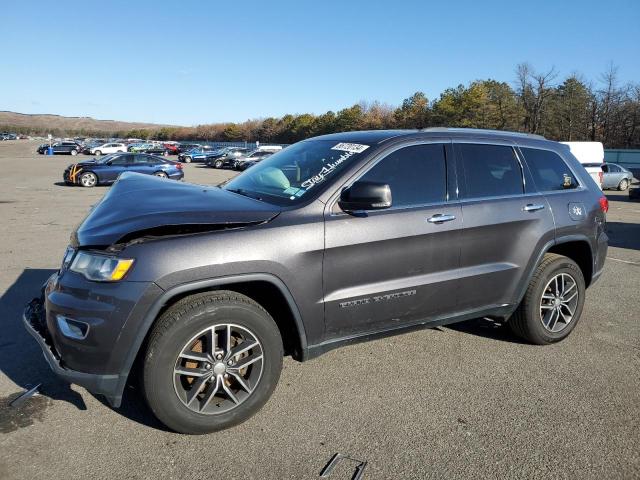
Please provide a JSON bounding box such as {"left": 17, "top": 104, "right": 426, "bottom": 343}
{"left": 322, "top": 141, "right": 463, "bottom": 338}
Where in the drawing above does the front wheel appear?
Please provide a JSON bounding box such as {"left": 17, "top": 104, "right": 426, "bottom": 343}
{"left": 94, "top": 150, "right": 102, "bottom": 156}
{"left": 143, "top": 291, "right": 283, "bottom": 434}
{"left": 214, "top": 159, "right": 223, "bottom": 169}
{"left": 619, "top": 178, "right": 629, "bottom": 191}
{"left": 183, "top": 156, "right": 191, "bottom": 163}
{"left": 79, "top": 171, "right": 97, "bottom": 187}
{"left": 509, "top": 253, "right": 585, "bottom": 344}
{"left": 71, "top": 149, "right": 77, "bottom": 156}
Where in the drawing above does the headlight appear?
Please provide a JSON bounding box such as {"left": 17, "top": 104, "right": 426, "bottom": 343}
{"left": 70, "top": 251, "right": 134, "bottom": 281}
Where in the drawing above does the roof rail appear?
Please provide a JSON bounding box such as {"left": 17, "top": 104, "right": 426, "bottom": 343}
{"left": 421, "top": 127, "right": 546, "bottom": 140}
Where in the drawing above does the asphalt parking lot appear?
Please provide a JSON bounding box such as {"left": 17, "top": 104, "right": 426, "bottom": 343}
{"left": 0, "top": 140, "right": 638, "bottom": 479}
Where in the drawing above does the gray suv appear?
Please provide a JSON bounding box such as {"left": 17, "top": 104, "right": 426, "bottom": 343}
{"left": 24, "top": 128, "right": 609, "bottom": 434}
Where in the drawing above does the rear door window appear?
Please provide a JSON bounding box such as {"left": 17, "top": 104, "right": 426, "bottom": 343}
{"left": 359, "top": 143, "right": 447, "bottom": 207}
{"left": 458, "top": 144, "right": 523, "bottom": 198}
{"left": 520, "top": 147, "right": 578, "bottom": 191}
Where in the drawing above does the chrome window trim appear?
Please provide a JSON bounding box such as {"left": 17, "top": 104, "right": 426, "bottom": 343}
{"left": 327, "top": 139, "right": 453, "bottom": 216}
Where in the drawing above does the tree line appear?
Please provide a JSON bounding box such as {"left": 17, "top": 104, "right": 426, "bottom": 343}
{"left": 5, "top": 63, "right": 639, "bottom": 148}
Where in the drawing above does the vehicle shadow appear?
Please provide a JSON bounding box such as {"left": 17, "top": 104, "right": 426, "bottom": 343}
{"left": 0, "top": 269, "right": 86, "bottom": 410}
{"left": 444, "top": 317, "right": 528, "bottom": 344}
{"left": 606, "top": 222, "right": 640, "bottom": 251}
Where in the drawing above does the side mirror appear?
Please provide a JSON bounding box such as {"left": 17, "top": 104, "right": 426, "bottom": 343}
{"left": 338, "top": 181, "right": 392, "bottom": 212}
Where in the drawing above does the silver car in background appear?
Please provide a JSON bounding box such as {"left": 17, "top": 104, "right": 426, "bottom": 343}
{"left": 601, "top": 163, "right": 634, "bottom": 190}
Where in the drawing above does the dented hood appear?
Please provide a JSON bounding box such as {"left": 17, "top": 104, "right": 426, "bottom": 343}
{"left": 73, "top": 172, "right": 280, "bottom": 247}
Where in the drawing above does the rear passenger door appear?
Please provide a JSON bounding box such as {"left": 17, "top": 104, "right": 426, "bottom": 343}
{"left": 454, "top": 141, "right": 555, "bottom": 313}
{"left": 128, "top": 154, "right": 155, "bottom": 174}
{"left": 323, "top": 141, "right": 463, "bottom": 337}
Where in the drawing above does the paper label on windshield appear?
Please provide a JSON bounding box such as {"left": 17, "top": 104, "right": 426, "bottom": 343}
{"left": 331, "top": 142, "right": 369, "bottom": 154}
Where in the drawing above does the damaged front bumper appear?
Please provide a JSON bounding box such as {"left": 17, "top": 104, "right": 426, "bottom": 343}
{"left": 23, "top": 293, "right": 122, "bottom": 407}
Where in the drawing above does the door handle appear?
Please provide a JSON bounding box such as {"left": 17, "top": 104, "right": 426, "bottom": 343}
{"left": 523, "top": 204, "right": 545, "bottom": 212}
{"left": 427, "top": 214, "right": 456, "bottom": 224}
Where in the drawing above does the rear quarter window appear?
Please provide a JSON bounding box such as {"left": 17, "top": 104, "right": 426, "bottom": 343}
{"left": 520, "top": 148, "right": 579, "bottom": 191}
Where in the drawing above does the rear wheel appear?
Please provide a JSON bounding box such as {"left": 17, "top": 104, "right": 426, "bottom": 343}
{"left": 71, "top": 149, "right": 77, "bottom": 156}
{"left": 79, "top": 172, "right": 97, "bottom": 187}
{"left": 154, "top": 171, "right": 168, "bottom": 178}
{"left": 509, "top": 253, "right": 585, "bottom": 344}
{"left": 619, "top": 178, "right": 629, "bottom": 191}
{"left": 143, "top": 291, "right": 283, "bottom": 434}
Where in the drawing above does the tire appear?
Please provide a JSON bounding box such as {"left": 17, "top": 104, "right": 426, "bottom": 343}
{"left": 618, "top": 178, "right": 629, "bottom": 191}
{"left": 184, "top": 156, "right": 192, "bottom": 163}
{"left": 214, "top": 159, "right": 223, "bottom": 169}
{"left": 71, "top": 149, "right": 77, "bottom": 156}
{"left": 94, "top": 150, "right": 102, "bottom": 156}
{"left": 142, "top": 291, "right": 283, "bottom": 434}
{"left": 79, "top": 171, "right": 98, "bottom": 188}
{"left": 509, "top": 253, "right": 585, "bottom": 345}
{"left": 154, "top": 171, "right": 168, "bottom": 178}
{"left": 164, "top": 151, "right": 169, "bottom": 157}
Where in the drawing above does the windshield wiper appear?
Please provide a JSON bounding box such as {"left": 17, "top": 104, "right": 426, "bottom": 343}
{"left": 226, "top": 188, "right": 263, "bottom": 201}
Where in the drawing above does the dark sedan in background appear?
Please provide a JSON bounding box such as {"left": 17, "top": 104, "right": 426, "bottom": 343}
{"left": 63, "top": 152, "right": 184, "bottom": 187}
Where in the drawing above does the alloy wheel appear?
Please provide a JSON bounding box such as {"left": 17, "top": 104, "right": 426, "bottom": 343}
{"left": 173, "top": 324, "right": 264, "bottom": 415}
{"left": 80, "top": 173, "right": 96, "bottom": 187}
{"left": 539, "top": 273, "right": 579, "bottom": 333}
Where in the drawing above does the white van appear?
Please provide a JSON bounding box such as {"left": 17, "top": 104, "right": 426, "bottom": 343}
{"left": 560, "top": 141, "right": 604, "bottom": 190}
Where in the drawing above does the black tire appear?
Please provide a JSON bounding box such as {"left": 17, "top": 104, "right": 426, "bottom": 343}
{"left": 142, "top": 291, "right": 283, "bottom": 434}
{"left": 184, "top": 156, "right": 192, "bottom": 163}
{"left": 618, "top": 178, "right": 629, "bottom": 191}
{"left": 94, "top": 150, "right": 102, "bottom": 156}
{"left": 509, "top": 253, "right": 586, "bottom": 345}
{"left": 154, "top": 171, "right": 168, "bottom": 178}
{"left": 71, "top": 149, "right": 78, "bottom": 156}
{"left": 214, "top": 159, "right": 223, "bottom": 169}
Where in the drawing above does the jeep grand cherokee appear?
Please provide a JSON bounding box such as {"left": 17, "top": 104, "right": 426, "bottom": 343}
{"left": 24, "top": 128, "right": 608, "bottom": 434}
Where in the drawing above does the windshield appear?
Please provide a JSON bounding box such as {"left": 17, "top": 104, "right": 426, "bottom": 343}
{"left": 222, "top": 140, "right": 370, "bottom": 206}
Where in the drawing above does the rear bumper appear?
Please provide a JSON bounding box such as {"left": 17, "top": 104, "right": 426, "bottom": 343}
{"left": 23, "top": 296, "right": 123, "bottom": 406}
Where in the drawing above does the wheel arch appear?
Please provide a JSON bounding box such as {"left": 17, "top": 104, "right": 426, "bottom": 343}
{"left": 114, "top": 274, "right": 308, "bottom": 404}
{"left": 513, "top": 235, "right": 595, "bottom": 312}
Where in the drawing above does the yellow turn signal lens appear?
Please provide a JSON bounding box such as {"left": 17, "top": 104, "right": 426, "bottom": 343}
{"left": 110, "top": 259, "right": 135, "bottom": 281}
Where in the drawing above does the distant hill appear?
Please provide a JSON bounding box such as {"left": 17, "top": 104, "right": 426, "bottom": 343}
{"left": 0, "top": 111, "right": 178, "bottom": 135}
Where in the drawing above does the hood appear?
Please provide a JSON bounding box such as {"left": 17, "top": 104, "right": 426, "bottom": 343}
{"left": 73, "top": 172, "right": 280, "bottom": 247}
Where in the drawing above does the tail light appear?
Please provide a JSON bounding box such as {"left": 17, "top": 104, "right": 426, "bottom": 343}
{"left": 176, "top": 162, "right": 183, "bottom": 170}
{"left": 599, "top": 196, "right": 609, "bottom": 213}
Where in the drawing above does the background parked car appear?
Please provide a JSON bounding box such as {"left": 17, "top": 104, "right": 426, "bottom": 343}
{"left": 37, "top": 141, "right": 82, "bottom": 155}
{"left": 177, "top": 143, "right": 201, "bottom": 154}
{"left": 178, "top": 146, "right": 218, "bottom": 163}
{"left": 63, "top": 152, "right": 184, "bottom": 187}
{"left": 90, "top": 142, "right": 127, "bottom": 156}
{"left": 601, "top": 163, "right": 634, "bottom": 190}
{"left": 205, "top": 147, "right": 249, "bottom": 168}
{"left": 139, "top": 144, "right": 171, "bottom": 156}
{"left": 231, "top": 150, "right": 275, "bottom": 170}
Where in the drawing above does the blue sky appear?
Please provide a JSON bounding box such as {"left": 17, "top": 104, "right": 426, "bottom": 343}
{"left": 1, "top": 0, "right": 638, "bottom": 126}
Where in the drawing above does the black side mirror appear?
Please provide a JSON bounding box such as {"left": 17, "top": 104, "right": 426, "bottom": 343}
{"left": 338, "top": 181, "right": 392, "bottom": 212}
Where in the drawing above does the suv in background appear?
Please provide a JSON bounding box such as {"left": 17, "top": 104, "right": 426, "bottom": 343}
{"left": 37, "top": 141, "right": 82, "bottom": 155}
{"left": 90, "top": 142, "right": 127, "bottom": 156}
{"left": 24, "top": 128, "right": 608, "bottom": 434}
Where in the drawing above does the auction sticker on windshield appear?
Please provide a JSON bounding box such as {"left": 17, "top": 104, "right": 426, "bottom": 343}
{"left": 331, "top": 142, "right": 369, "bottom": 154}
